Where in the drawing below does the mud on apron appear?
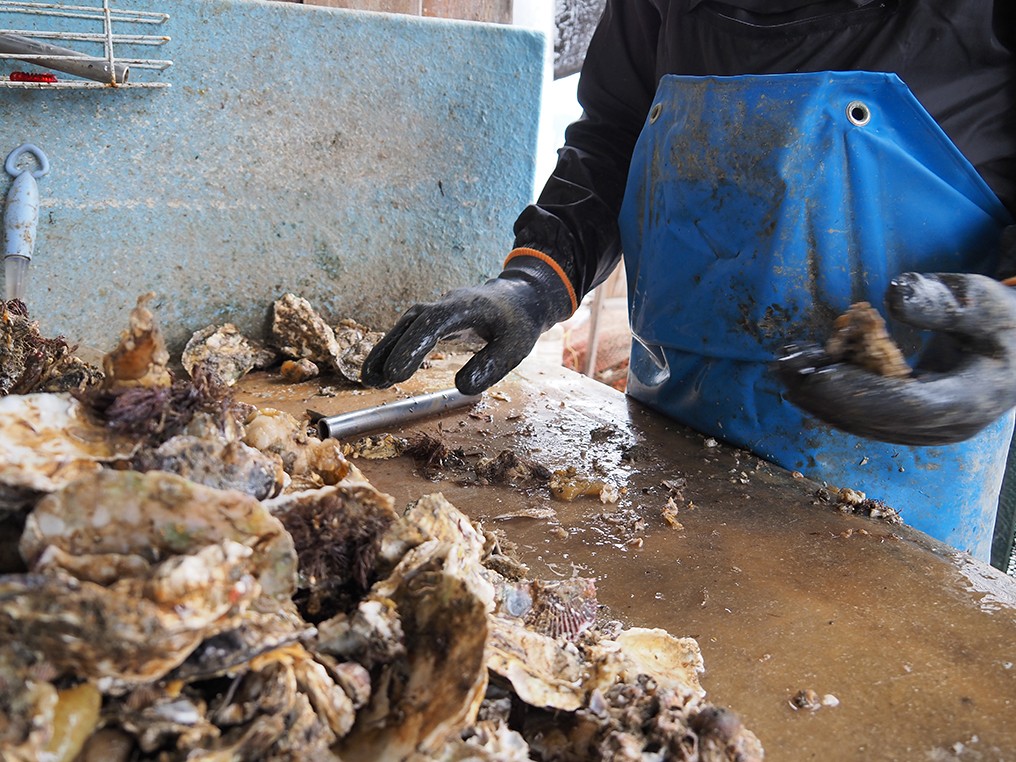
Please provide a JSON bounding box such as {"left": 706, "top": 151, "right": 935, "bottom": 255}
{"left": 619, "top": 72, "right": 1014, "bottom": 561}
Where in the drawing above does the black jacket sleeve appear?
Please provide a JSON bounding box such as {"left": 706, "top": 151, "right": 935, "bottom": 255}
{"left": 511, "top": 1, "right": 662, "bottom": 303}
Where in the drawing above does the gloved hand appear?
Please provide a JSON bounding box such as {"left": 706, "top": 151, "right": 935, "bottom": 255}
{"left": 361, "top": 253, "right": 576, "bottom": 395}
{"left": 777, "top": 272, "right": 1016, "bottom": 446}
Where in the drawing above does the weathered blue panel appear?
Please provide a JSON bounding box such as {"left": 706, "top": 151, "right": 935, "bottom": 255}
{"left": 0, "top": 0, "right": 544, "bottom": 350}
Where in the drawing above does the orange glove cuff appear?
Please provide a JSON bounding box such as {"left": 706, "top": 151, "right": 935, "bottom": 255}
{"left": 503, "top": 247, "right": 578, "bottom": 315}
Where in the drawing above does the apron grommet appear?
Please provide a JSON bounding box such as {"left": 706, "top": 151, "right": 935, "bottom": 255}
{"left": 846, "top": 100, "right": 871, "bottom": 126}
{"left": 649, "top": 102, "right": 663, "bottom": 124}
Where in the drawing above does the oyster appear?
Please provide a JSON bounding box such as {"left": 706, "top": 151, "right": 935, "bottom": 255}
{"left": 0, "top": 645, "right": 59, "bottom": 761}
{"left": 101, "top": 292, "right": 172, "bottom": 390}
{"left": 270, "top": 293, "right": 343, "bottom": 367}
{"left": 269, "top": 295, "right": 380, "bottom": 384}
{"left": 19, "top": 469, "right": 297, "bottom": 599}
{"left": 0, "top": 393, "right": 139, "bottom": 516}
{"left": 825, "top": 301, "right": 912, "bottom": 379}
{"left": 243, "top": 407, "right": 353, "bottom": 491}
{"left": 332, "top": 318, "right": 383, "bottom": 384}
{"left": 133, "top": 435, "right": 283, "bottom": 499}
{"left": 0, "top": 542, "right": 259, "bottom": 684}
{"left": 486, "top": 616, "right": 587, "bottom": 711}
{"left": 182, "top": 323, "right": 278, "bottom": 387}
{"left": 280, "top": 357, "right": 320, "bottom": 383}
{"left": 339, "top": 572, "right": 490, "bottom": 762}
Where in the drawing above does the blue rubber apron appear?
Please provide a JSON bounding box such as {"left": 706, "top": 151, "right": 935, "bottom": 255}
{"left": 619, "top": 72, "right": 1014, "bottom": 561}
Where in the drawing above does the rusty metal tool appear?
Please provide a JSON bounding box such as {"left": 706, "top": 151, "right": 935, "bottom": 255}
{"left": 317, "top": 388, "right": 480, "bottom": 440}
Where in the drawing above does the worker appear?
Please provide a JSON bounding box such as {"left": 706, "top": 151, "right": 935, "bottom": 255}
{"left": 363, "top": 0, "right": 1016, "bottom": 565}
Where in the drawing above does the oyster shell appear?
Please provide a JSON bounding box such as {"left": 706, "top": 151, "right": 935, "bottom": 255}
{"left": 0, "top": 393, "right": 139, "bottom": 516}
{"left": 270, "top": 294, "right": 342, "bottom": 367}
{"left": 133, "top": 435, "right": 283, "bottom": 499}
{"left": 243, "top": 407, "right": 353, "bottom": 491}
{"left": 332, "top": 318, "right": 383, "bottom": 384}
{"left": 182, "top": 323, "right": 278, "bottom": 387}
{"left": 586, "top": 627, "right": 705, "bottom": 701}
{"left": 19, "top": 469, "right": 297, "bottom": 600}
{"left": 338, "top": 572, "right": 489, "bottom": 762}
{"left": 269, "top": 295, "right": 380, "bottom": 383}
{"left": 486, "top": 617, "right": 587, "bottom": 711}
{"left": 0, "top": 542, "right": 259, "bottom": 684}
{"left": 101, "top": 292, "right": 172, "bottom": 390}
{"left": 825, "top": 301, "right": 911, "bottom": 379}
{"left": 280, "top": 358, "right": 320, "bottom": 383}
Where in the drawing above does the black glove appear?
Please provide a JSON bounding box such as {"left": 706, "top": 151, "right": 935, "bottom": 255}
{"left": 777, "top": 272, "right": 1016, "bottom": 446}
{"left": 361, "top": 254, "right": 576, "bottom": 395}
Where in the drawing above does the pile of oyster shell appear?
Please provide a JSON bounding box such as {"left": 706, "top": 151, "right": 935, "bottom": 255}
{"left": 0, "top": 294, "right": 763, "bottom": 761}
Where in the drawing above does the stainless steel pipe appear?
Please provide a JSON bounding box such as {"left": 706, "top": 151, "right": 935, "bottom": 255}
{"left": 0, "top": 33, "right": 129, "bottom": 83}
{"left": 317, "top": 388, "right": 481, "bottom": 441}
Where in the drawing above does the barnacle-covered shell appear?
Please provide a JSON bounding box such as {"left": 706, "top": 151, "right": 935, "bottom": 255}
{"left": 0, "top": 393, "right": 139, "bottom": 516}
{"left": 19, "top": 469, "right": 297, "bottom": 599}
{"left": 182, "top": 323, "right": 277, "bottom": 387}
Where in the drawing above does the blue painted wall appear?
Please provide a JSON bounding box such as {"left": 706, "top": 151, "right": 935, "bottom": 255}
{"left": 1, "top": 0, "right": 544, "bottom": 350}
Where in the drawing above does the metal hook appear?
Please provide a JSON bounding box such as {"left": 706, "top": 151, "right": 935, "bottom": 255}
{"left": 5, "top": 144, "right": 50, "bottom": 179}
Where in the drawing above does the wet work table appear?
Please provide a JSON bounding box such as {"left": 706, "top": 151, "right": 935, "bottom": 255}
{"left": 235, "top": 352, "right": 1016, "bottom": 761}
